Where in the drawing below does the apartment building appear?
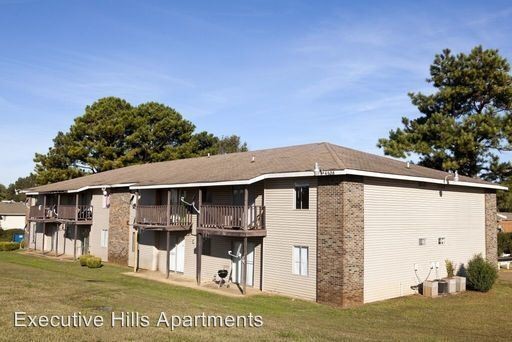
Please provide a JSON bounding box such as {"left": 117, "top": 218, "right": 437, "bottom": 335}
{"left": 24, "top": 142, "right": 503, "bottom": 306}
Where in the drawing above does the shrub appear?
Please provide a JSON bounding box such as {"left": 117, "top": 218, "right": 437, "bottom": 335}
{"left": 86, "top": 256, "right": 103, "bottom": 269}
{"left": 466, "top": 254, "right": 498, "bottom": 292}
{"left": 445, "top": 259, "right": 455, "bottom": 278}
{"left": 0, "top": 228, "right": 25, "bottom": 242}
{"left": 498, "top": 232, "right": 512, "bottom": 256}
{"left": 0, "top": 242, "right": 20, "bottom": 251}
{"left": 79, "top": 254, "right": 92, "bottom": 266}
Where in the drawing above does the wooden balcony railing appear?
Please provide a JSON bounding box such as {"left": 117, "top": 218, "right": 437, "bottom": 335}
{"left": 29, "top": 205, "right": 51, "bottom": 220}
{"left": 29, "top": 205, "right": 93, "bottom": 222}
{"left": 135, "top": 204, "right": 192, "bottom": 227}
{"left": 57, "top": 205, "right": 77, "bottom": 220}
{"left": 199, "top": 205, "right": 265, "bottom": 230}
{"left": 77, "top": 205, "right": 93, "bottom": 221}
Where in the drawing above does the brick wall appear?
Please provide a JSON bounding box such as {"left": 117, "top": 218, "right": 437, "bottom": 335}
{"left": 108, "top": 191, "right": 131, "bottom": 265}
{"left": 485, "top": 192, "right": 497, "bottom": 266}
{"left": 317, "top": 176, "right": 364, "bottom": 307}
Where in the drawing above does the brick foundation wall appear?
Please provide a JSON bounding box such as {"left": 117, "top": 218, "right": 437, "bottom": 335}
{"left": 317, "top": 176, "right": 364, "bottom": 307}
{"left": 108, "top": 191, "right": 131, "bottom": 265}
{"left": 485, "top": 192, "right": 497, "bottom": 266}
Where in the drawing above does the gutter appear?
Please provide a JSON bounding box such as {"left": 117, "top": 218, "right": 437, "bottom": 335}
{"left": 22, "top": 183, "right": 136, "bottom": 196}
{"left": 21, "top": 170, "right": 507, "bottom": 195}
{"left": 129, "top": 169, "right": 508, "bottom": 191}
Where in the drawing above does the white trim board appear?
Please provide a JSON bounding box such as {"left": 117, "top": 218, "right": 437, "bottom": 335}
{"left": 23, "top": 169, "right": 507, "bottom": 195}
{"left": 130, "top": 169, "right": 507, "bottom": 191}
{"left": 23, "top": 183, "right": 137, "bottom": 196}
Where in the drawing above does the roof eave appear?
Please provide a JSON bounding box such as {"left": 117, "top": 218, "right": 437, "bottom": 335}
{"left": 130, "top": 169, "right": 507, "bottom": 191}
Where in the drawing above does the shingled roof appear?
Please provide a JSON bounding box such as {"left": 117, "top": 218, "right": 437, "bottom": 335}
{"left": 0, "top": 202, "right": 27, "bottom": 215}
{"left": 26, "top": 142, "right": 500, "bottom": 193}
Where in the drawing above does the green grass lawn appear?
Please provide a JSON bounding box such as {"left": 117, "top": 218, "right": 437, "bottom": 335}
{"left": 1, "top": 251, "right": 511, "bottom": 341}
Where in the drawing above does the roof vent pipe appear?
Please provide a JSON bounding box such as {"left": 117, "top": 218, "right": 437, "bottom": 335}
{"left": 454, "top": 170, "right": 459, "bottom": 182}
{"left": 207, "top": 153, "right": 210, "bottom": 158}
{"left": 251, "top": 156, "right": 255, "bottom": 163}
{"left": 406, "top": 161, "right": 410, "bottom": 169}
{"left": 314, "top": 162, "right": 320, "bottom": 174}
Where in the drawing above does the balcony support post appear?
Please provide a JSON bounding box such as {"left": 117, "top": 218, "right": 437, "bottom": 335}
{"left": 41, "top": 195, "right": 46, "bottom": 254}
{"left": 196, "top": 232, "right": 202, "bottom": 285}
{"left": 42, "top": 222, "right": 46, "bottom": 254}
{"left": 55, "top": 225, "right": 59, "bottom": 257}
{"left": 134, "top": 227, "right": 139, "bottom": 273}
{"left": 244, "top": 187, "right": 249, "bottom": 230}
{"left": 57, "top": 194, "right": 61, "bottom": 219}
{"left": 63, "top": 224, "right": 67, "bottom": 257}
{"left": 167, "top": 190, "right": 171, "bottom": 227}
{"left": 55, "top": 194, "right": 61, "bottom": 256}
{"left": 198, "top": 188, "right": 202, "bottom": 227}
{"left": 242, "top": 236, "right": 248, "bottom": 295}
{"left": 166, "top": 230, "right": 170, "bottom": 279}
{"left": 73, "top": 224, "right": 77, "bottom": 260}
{"left": 75, "top": 194, "right": 79, "bottom": 222}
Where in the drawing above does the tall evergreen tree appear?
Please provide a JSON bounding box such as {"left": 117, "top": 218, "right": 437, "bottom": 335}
{"left": 379, "top": 47, "right": 512, "bottom": 176}
{"left": 34, "top": 97, "right": 247, "bottom": 185}
{"left": 378, "top": 46, "right": 512, "bottom": 208}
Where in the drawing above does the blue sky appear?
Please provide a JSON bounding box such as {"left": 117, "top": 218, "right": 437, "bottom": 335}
{"left": 1, "top": 0, "right": 512, "bottom": 184}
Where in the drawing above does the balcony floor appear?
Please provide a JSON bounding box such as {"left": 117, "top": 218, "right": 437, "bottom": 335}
{"left": 197, "top": 227, "right": 266, "bottom": 237}
{"left": 28, "top": 218, "right": 92, "bottom": 225}
{"left": 134, "top": 223, "right": 192, "bottom": 232}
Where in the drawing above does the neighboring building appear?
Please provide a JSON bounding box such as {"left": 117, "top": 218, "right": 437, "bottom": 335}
{"left": 0, "top": 201, "right": 26, "bottom": 230}
{"left": 23, "top": 142, "right": 503, "bottom": 306}
{"left": 498, "top": 212, "right": 512, "bottom": 233}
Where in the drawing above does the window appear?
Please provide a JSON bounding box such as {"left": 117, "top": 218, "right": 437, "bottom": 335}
{"left": 100, "top": 229, "right": 109, "bottom": 248}
{"left": 232, "top": 188, "right": 244, "bottom": 206}
{"left": 201, "top": 189, "right": 212, "bottom": 204}
{"left": 419, "top": 238, "right": 426, "bottom": 246}
{"left": 295, "top": 185, "right": 309, "bottom": 209}
{"left": 438, "top": 237, "right": 445, "bottom": 245}
{"left": 202, "top": 237, "right": 211, "bottom": 256}
{"left": 293, "top": 246, "right": 308, "bottom": 276}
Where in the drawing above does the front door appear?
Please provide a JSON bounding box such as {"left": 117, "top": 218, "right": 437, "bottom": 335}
{"left": 232, "top": 241, "right": 254, "bottom": 286}
{"left": 169, "top": 235, "right": 185, "bottom": 273}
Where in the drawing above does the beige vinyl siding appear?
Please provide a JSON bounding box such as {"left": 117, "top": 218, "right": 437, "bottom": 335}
{"left": 57, "top": 224, "right": 74, "bottom": 256}
{"left": 157, "top": 231, "right": 168, "bottom": 273}
{"left": 0, "top": 215, "right": 25, "bottom": 230}
{"left": 262, "top": 177, "right": 317, "bottom": 300}
{"left": 364, "top": 178, "right": 486, "bottom": 303}
{"left": 88, "top": 190, "right": 109, "bottom": 261}
{"left": 198, "top": 236, "right": 233, "bottom": 280}
{"left": 137, "top": 230, "right": 158, "bottom": 270}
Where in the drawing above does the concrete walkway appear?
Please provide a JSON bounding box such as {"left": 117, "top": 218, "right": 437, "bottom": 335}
{"left": 124, "top": 269, "right": 262, "bottom": 298}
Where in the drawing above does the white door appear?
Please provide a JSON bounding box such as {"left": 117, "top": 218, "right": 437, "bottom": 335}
{"left": 169, "top": 236, "right": 185, "bottom": 273}
{"left": 232, "top": 242, "right": 254, "bottom": 286}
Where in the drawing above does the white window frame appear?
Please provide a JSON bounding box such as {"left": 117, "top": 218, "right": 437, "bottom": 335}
{"left": 100, "top": 228, "right": 109, "bottom": 248}
{"left": 292, "top": 246, "right": 308, "bottom": 276}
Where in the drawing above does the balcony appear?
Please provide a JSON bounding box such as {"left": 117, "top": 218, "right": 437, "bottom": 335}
{"left": 28, "top": 205, "right": 93, "bottom": 223}
{"left": 28, "top": 205, "right": 53, "bottom": 220}
{"left": 57, "top": 205, "right": 93, "bottom": 222}
{"left": 198, "top": 205, "right": 266, "bottom": 237}
{"left": 135, "top": 204, "right": 193, "bottom": 230}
